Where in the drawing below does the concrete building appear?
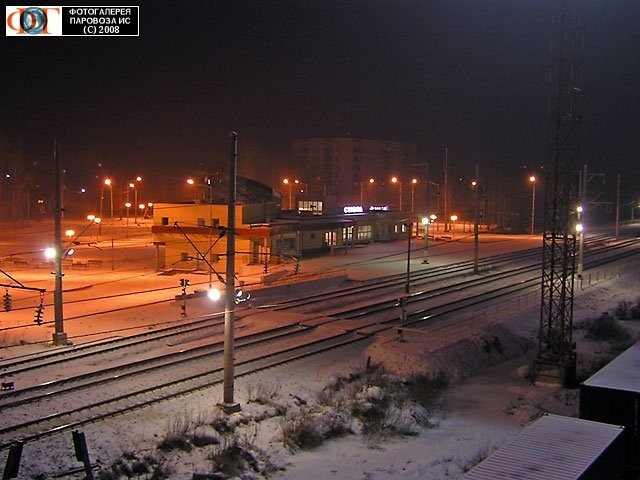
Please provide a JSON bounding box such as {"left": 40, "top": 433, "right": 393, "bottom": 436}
{"left": 290, "top": 137, "right": 418, "bottom": 208}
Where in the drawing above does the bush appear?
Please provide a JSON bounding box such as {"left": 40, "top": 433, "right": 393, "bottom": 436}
{"left": 280, "top": 407, "right": 353, "bottom": 451}
{"left": 585, "top": 313, "right": 631, "bottom": 342}
{"left": 245, "top": 382, "right": 280, "bottom": 405}
{"left": 96, "top": 452, "right": 172, "bottom": 480}
{"left": 208, "top": 438, "right": 255, "bottom": 476}
{"left": 613, "top": 301, "right": 632, "bottom": 320}
{"left": 630, "top": 298, "right": 640, "bottom": 320}
{"left": 208, "top": 427, "right": 278, "bottom": 478}
{"left": 405, "top": 371, "right": 449, "bottom": 409}
{"left": 280, "top": 412, "right": 324, "bottom": 450}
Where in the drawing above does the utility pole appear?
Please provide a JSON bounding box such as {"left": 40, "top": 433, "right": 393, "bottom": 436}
{"left": 473, "top": 164, "right": 479, "bottom": 274}
{"left": 443, "top": 147, "right": 449, "bottom": 231}
{"left": 221, "top": 132, "right": 240, "bottom": 413}
{"left": 615, "top": 173, "right": 620, "bottom": 240}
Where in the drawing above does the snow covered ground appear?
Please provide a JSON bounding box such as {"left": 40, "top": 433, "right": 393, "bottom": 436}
{"left": 2, "top": 245, "right": 639, "bottom": 479}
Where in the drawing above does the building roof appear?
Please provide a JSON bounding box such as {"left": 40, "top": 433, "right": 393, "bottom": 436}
{"left": 463, "top": 414, "right": 624, "bottom": 480}
{"left": 581, "top": 341, "right": 640, "bottom": 393}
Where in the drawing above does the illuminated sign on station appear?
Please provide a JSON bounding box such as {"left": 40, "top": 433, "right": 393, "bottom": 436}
{"left": 343, "top": 205, "right": 364, "bottom": 214}
{"left": 369, "top": 205, "right": 390, "bottom": 212}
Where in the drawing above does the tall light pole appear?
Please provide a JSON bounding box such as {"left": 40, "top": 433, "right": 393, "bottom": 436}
{"left": 99, "top": 179, "right": 104, "bottom": 235}
{"left": 360, "top": 178, "right": 374, "bottom": 205}
{"left": 576, "top": 205, "right": 584, "bottom": 288}
{"left": 473, "top": 164, "right": 480, "bottom": 274}
{"left": 421, "top": 215, "right": 436, "bottom": 264}
{"left": 221, "top": 131, "right": 240, "bottom": 413}
{"left": 410, "top": 178, "right": 417, "bottom": 214}
{"left": 133, "top": 176, "right": 142, "bottom": 224}
{"left": 294, "top": 179, "right": 307, "bottom": 196}
{"left": 450, "top": 215, "right": 458, "bottom": 239}
{"left": 104, "top": 178, "right": 113, "bottom": 225}
{"left": 529, "top": 175, "right": 536, "bottom": 235}
{"left": 186, "top": 177, "right": 215, "bottom": 288}
{"left": 125, "top": 202, "right": 131, "bottom": 237}
{"left": 283, "top": 178, "right": 292, "bottom": 210}
{"left": 391, "top": 176, "right": 402, "bottom": 210}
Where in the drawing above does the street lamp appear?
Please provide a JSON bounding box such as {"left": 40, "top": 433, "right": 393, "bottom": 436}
{"left": 186, "top": 177, "right": 215, "bottom": 289}
{"left": 391, "top": 176, "right": 402, "bottom": 210}
{"left": 421, "top": 215, "right": 436, "bottom": 264}
{"left": 529, "top": 175, "right": 536, "bottom": 235}
{"left": 132, "top": 176, "right": 142, "bottom": 224}
{"left": 104, "top": 178, "right": 113, "bottom": 225}
{"left": 360, "top": 178, "right": 375, "bottom": 205}
{"left": 283, "top": 178, "right": 292, "bottom": 210}
{"left": 125, "top": 201, "right": 131, "bottom": 237}
{"left": 49, "top": 213, "right": 102, "bottom": 345}
{"left": 576, "top": 205, "right": 584, "bottom": 287}
{"left": 450, "top": 214, "right": 458, "bottom": 239}
{"left": 294, "top": 179, "right": 307, "bottom": 195}
{"left": 397, "top": 219, "right": 412, "bottom": 342}
{"left": 410, "top": 178, "right": 417, "bottom": 214}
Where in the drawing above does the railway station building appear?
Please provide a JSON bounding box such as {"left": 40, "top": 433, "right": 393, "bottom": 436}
{"left": 150, "top": 177, "right": 414, "bottom": 276}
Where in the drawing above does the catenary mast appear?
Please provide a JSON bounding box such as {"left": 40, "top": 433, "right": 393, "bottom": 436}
{"left": 535, "top": 0, "right": 584, "bottom": 385}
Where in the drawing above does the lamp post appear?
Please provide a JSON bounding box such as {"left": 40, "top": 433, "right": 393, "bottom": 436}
{"left": 391, "top": 176, "right": 402, "bottom": 210}
{"left": 450, "top": 215, "right": 458, "bottom": 239}
{"left": 529, "top": 175, "right": 536, "bottom": 235}
{"left": 99, "top": 179, "right": 105, "bottom": 235}
{"left": 186, "top": 177, "right": 214, "bottom": 289}
{"left": 125, "top": 202, "right": 131, "bottom": 237}
{"left": 422, "top": 218, "right": 429, "bottom": 264}
{"left": 294, "top": 179, "right": 307, "bottom": 195}
{"left": 576, "top": 205, "right": 584, "bottom": 288}
{"left": 104, "top": 178, "right": 113, "bottom": 225}
{"left": 283, "top": 178, "right": 292, "bottom": 210}
{"left": 360, "top": 178, "right": 375, "bottom": 205}
{"left": 472, "top": 165, "right": 480, "bottom": 274}
{"left": 397, "top": 220, "right": 412, "bottom": 342}
{"left": 410, "top": 178, "right": 417, "bottom": 214}
{"left": 138, "top": 203, "right": 145, "bottom": 223}
{"left": 133, "top": 176, "right": 142, "bottom": 224}
{"left": 104, "top": 178, "right": 114, "bottom": 271}
{"left": 421, "top": 214, "right": 437, "bottom": 264}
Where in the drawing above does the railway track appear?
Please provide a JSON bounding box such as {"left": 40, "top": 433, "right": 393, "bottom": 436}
{"left": 0, "top": 235, "right": 638, "bottom": 453}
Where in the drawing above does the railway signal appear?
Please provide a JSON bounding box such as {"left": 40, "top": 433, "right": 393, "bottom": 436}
{"left": 3, "top": 290, "right": 12, "bottom": 312}
{"left": 179, "top": 278, "right": 189, "bottom": 318}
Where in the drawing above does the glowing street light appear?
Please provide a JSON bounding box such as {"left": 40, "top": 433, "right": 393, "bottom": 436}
{"left": 104, "top": 178, "right": 113, "bottom": 225}
{"left": 576, "top": 205, "right": 584, "bottom": 286}
{"left": 283, "top": 178, "right": 305, "bottom": 210}
{"left": 529, "top": 175, "right": 536, "bottom": 235}
{"left": 391, "top": 176, "right": 402, "bottom": 210}
{"left": 450, "top": 214, "right": 458, "bottom": 239}
{"left": 125, "top": 202, "right": 132, "bottom": 236}
{"left": 360, "top": 177, "right": 375, "bottom": 205}
{"left": 410, "top": 178, "right": 418, "bottom": 214}
{"left": 421, "top": 214, "right": 436, "bottom": 264}
{"left": 283, "top": 178, "right": 292, "bottom": 210}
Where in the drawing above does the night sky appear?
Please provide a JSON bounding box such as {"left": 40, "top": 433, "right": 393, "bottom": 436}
{"left": 3, "top": 0, "right": 640, "bottom": 208}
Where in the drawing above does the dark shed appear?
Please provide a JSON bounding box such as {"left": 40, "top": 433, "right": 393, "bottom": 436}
{"left": 463, "top": 414, "right": 625, "bottom": 480}
{"left": 580, "top": 341, "right": 640, "bottom": 479}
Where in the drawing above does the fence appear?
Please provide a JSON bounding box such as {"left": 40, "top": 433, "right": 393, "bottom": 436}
{"left": 407, "top": 256, "right": 640, "bottom": 352}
